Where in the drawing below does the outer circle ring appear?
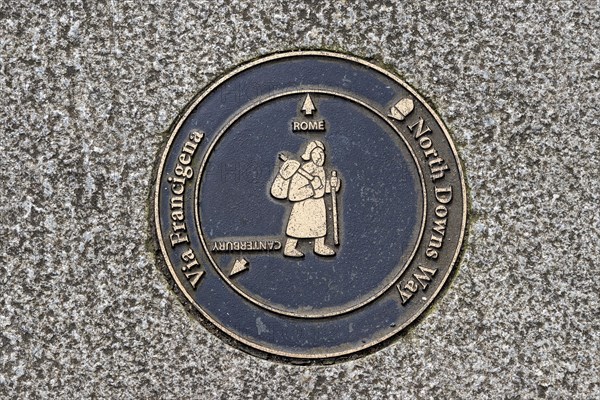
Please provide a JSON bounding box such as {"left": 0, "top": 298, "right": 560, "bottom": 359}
{"left": 154, "top": 50, "right": 468, "bottom": 361}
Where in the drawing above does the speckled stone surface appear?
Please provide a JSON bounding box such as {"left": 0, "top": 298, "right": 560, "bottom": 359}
{"left": 1, "top": 0, "right": 598, "bottom": 398}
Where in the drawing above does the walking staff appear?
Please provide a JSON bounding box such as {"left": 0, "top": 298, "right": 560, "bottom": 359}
{"left": 330, "top": 170, "right": 340, "bottom": 246}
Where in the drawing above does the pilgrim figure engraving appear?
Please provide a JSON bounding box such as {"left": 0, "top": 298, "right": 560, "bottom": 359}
{"left": 271, "top": 141, "right": 341, "bottom": 257}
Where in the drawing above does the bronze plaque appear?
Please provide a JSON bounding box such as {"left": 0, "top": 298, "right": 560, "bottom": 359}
{"left": 154, "top": 51, "right": 467, "bottom": 362}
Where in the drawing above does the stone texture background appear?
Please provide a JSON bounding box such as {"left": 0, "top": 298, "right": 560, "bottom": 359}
{"left": 1, "top": 0, "right": 598, "bottom": 398}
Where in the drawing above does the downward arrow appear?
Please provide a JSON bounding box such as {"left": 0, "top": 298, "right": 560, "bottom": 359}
{"left": 301, "top": 94, "right": 316, "bottom": 115}
{"left": 229, "top": 258, "right": 249, "bottom": 277}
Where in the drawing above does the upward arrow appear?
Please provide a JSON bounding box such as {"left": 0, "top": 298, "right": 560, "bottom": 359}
{"left": 301, "top": 94, "right": 316, "bottom": 116}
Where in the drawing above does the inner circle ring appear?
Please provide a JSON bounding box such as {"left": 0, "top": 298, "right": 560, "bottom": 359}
{"left": 193, "top": 89, "right": 428, "bottom": 318}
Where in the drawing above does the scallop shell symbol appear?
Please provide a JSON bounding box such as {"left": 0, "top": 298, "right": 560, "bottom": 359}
{"left": 388, "top": 98, "right": 414, "bottom": 121}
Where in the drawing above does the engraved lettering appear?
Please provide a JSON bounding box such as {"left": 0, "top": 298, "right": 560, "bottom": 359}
{"left": 408, "top": 117, "right": 432, "bottom": 139}
{"left": 397, "top": 286, "right": 413, "bottom": 304}
{"left": 170, "top": 175, "right": 186, "bottom": 185}
{"left": 170, "top": 231, "right": 189, "bottom": 247}
{"left": 190, "top": 130, "right": 205, "bottom": 143}
{"left": 432, "top": 218, "right": 447, "bottom": 236}
{"left": 428, "top": 234, "right": 443, "bottom": 249}
{"left": 414, "top": 265, "right": 437, "bottom": 289}
{"left": 428, "top": 157, "right": 449, "bottom": 181}
{"left": 175, "top": 164, "right": 193, "bottom": 179}
{"left": 170, "top": 195, "right": 184, "bottom": 210}
{"left": 419, "top": 136, "right": 432, "bottom": 149}
{"left": 435, "top": 186, "right": 453, "bottom": 204}
{"left": 426, "top": 248, "right": 438, "bottom": 259}
{"left": 435, "top": 205, "right": 448, "bottom": 218}
{"left": 171, "top": 183, "right": 184, "bottom": 195}
{"left": 292, "top": 119, "right": 326, "bottom": 132}
{"left": 182, "top": 141, "right": 198, "bottom": 156}
{"left": 399, "top": 265, "right": 439, "bottom": 304}
{"left": 423, "top": 147, "right": 438, "bottom": 158}
{"left": 209, "top": 239, "right": 284, "bottom": 253}
{"left": 184, "top": 258, "right": 199, "bottom": 271}
{"left": 405, "top": 280, "right": 418, "bottom": 293}
{"left": 409, "top": 118, "right": 450, "bottom": 181}
{"left": 431, "top": 164, "right": 449, "bottom": 181}
{"left": 426, "top": 186, "right": 453, "bottom": 259}
{"left": 181, "top": 248, "right": 195, "bottom": 262}
{"left": 178, "top": 152, "right": 191, "bottom": 165}
{"left": 172, "top": 221, "right": 186, "bottom": 232}
{"left": 171, "top": 210, "right": 184, "bottom": 221}
{"left": 168, "top": 176, "right": 186, "bottom": 195}
{"left": 184, "top": 270, "right": 204, "bottom": 289}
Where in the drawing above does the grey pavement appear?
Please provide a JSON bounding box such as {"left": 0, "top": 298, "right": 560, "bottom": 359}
{"left": 0, "top": 1, "right": 598, "bottom": 398}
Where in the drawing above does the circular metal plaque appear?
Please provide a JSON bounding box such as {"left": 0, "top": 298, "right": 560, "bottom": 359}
{"left": 154, "top": 51, "right": 467, "bottom": 361}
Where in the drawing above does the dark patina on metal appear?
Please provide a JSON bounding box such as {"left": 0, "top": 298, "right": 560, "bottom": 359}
{"left": 154, "top": 51, "right": 467, "bottom": 362}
